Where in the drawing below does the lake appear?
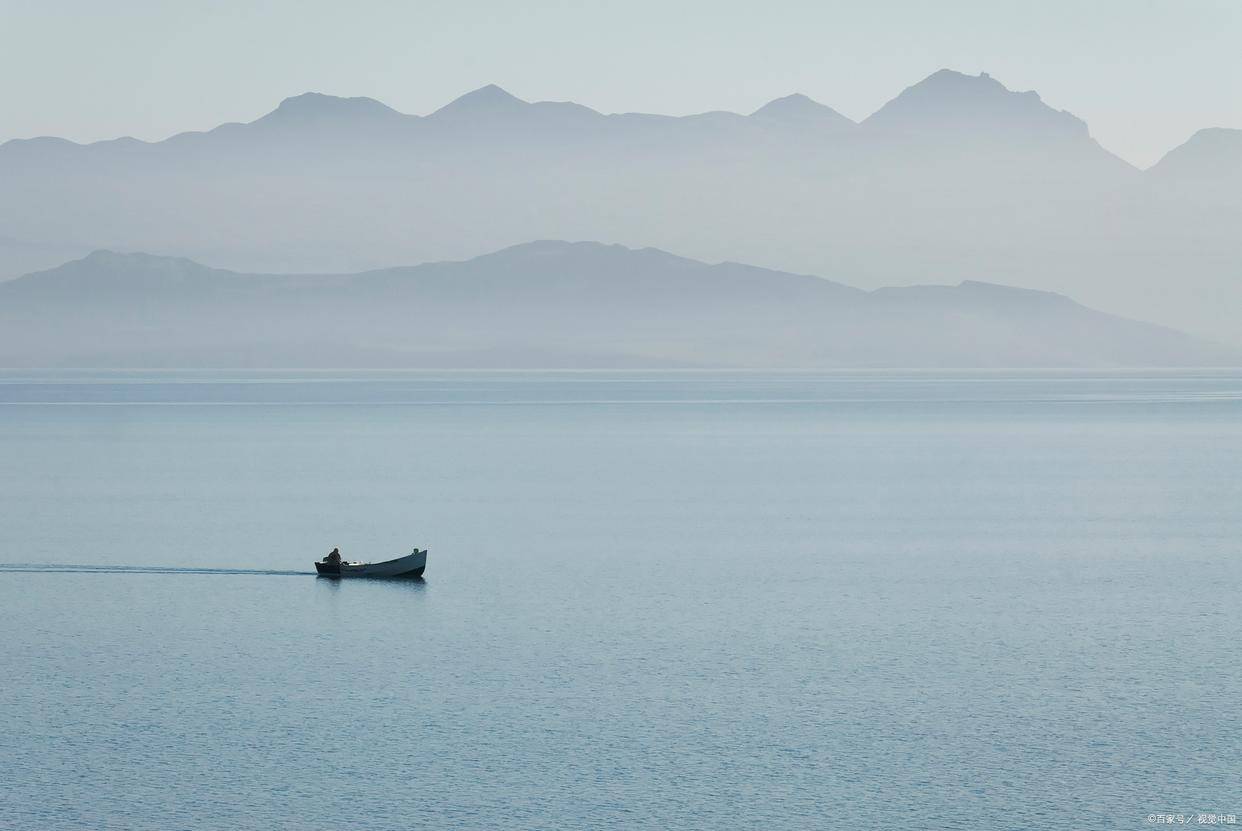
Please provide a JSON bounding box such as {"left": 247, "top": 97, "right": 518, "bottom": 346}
{"left": 1, "top": 370, "right": 1239, "bottom": 829}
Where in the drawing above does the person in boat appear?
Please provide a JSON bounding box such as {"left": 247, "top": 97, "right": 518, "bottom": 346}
{"left": 324, "top": 547, "right": 341, "bottom": 565}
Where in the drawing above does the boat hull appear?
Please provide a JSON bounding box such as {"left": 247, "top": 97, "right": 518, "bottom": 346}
{"left": 315, "top": 549, "right": 426, "bottom": 579}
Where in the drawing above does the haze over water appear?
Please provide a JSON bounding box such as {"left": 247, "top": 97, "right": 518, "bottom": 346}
{"left": 2, "top": 371, "right": 1239, "bottom": 829}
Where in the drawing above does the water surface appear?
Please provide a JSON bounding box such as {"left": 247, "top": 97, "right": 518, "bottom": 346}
{"left": 2, "top": 371, "right": 1239, "bottom": 829}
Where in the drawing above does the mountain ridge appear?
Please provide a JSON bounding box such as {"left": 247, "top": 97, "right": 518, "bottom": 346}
{"left": 1, "top": 241, "right": 1229, "bottom": 369}
{"left": 2, "top": 72, "right": 1229, "bottom": 166}
{"left": 1, "top": 70, "right": 1238, "bottom": 344}
{"left": 1, "top": 71, "right": 1215, "bottom": 170}
{"left": 1148, "top": 127, "right": 1242, "bottom": 179}
{"left": 0, "top": 69, "right": 1178, "bottom": 161}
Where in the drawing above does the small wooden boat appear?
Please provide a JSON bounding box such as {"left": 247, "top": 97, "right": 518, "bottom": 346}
{"left": 315, "top": 549, "right": 427, "bottom": 579}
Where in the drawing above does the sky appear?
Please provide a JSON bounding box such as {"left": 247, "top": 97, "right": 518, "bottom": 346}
{"left": 1, "top": 0, "right": 1239, "bottom": 168}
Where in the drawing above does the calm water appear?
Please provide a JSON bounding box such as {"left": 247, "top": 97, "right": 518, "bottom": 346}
{"left": 1, "top": 371, "right": 1239, "bottom": 830}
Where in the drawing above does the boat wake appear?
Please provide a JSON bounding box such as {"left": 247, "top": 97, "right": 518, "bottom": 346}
{"left": 0, "top": 563, "right": 312, "bottom": 576}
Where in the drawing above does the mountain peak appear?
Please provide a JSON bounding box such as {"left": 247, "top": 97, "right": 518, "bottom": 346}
{"left": 7, "top": 249, "right": 223, "bottom": 296}
{"left": 475, "top": 239, "right": 691, "bottom": 269}
{"left": 863, "top": 69, "right": 1088, "bottom": 141}
{"left": 81, "top": 248, "right": 132, "bottom": 264}
{"left": 432, "top": 84, "right": 527, "bottom": 117}
{"left": 1150, "top": 127, "right": 1242, "bottom": 177}
{"left": 750, "top": 93, "right": 854, "bottom": 128}
{"left": 924, "top": 68, "right": 1004, "bottom": 89}
{"left": 259, "top": 92, "right": 402, "bottom": 125}
{"left": 73, "top": 249, "right": 210, "bottom": 273}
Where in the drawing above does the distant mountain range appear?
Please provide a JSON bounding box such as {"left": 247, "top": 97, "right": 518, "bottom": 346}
{"left": 1, "top": 69, "right": 1239, "bottom": 343}
{"left": 0, "top": 241, "right": 1229, "bottom": 368}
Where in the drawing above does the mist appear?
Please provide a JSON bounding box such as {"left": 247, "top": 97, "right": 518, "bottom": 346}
{"left": 2, "top": 70, "right": 1238, "bottom": 345}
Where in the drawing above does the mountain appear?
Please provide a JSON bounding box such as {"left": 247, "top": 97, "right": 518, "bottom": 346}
{"left": 0, "top": 242, "right": 1227, "bottom": 369}
{"left": 248, "top": 93, "right": 410, "bottom": 134}
{"left": 1148, "top": 128, "right": 1242, "bottom": 184}
{"left": 430, "top": 83, "right": 535, "bottom": 118}
{"left": 750, "top": 93, "right": 854, "bottom": 129}
{"left": 865, "top": 70, "right": 1090, "bottom": 141}
{"left": 0, "top": 70, "right": 1238, "bottom": 344}
{"left": 859, "top": 70, "right": 1132, "bottom": 175}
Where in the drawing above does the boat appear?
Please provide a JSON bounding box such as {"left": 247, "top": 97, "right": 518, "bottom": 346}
{"left": 315, "top": 548, "right": 427, "bottom": 579}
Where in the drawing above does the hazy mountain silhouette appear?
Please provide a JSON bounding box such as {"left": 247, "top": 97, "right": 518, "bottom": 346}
{"left": 0, "top": 242, "right": 1227, "bottom": 368}
{"left": 252, "top": 92, "right": 408, "bottom": 130}
{"left": 750, "top": 94, "right": 854, "bottom": 129}
{"left": 0, "top": 70, "right": 1237, "bottom": 343}
{"left": 1148, "top": 128, "right": 1242, "bottom": 183}
{"left": 431, "top": 83, "right": 535, "bottom": 118}
{"left": 866, "top": 71, "right": 1093, "bottom": 141}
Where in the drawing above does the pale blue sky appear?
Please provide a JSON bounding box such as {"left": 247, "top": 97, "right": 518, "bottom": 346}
{"left": 2, "top": 0, "right": 1239, "bottom": 167}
